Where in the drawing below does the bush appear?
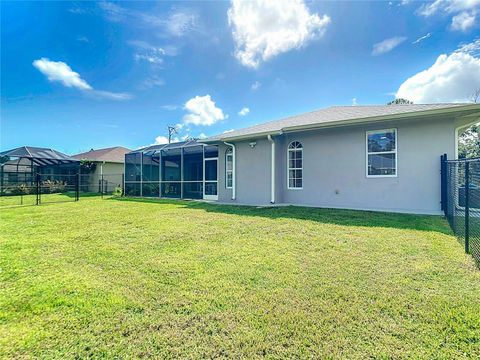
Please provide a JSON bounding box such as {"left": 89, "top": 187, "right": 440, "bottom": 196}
{"left": 42, "top": 180, "right": 66, "bottom": 194}
{"left": 113, "top": 186, "right": 123, "bottom": 197}
{"left": 11, "top": 184, "right": 30, "bottom": 196}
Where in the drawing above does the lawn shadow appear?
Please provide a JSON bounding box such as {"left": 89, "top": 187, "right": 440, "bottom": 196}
{"left": 111, "top": 197, "right": 453, "bottom": 235}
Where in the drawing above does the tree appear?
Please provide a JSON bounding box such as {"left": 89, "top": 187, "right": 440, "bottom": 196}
{"left": 387, "top": 98, "right": 413, "bottom": 105}
{"left": 167, "top": 125, "right": 178, "bottom": 143}
{"left": 458, "top": 124, "right": 480, "bottom": 159}
{"left": 471, "top": 88, "right": 480, "bottom": 103}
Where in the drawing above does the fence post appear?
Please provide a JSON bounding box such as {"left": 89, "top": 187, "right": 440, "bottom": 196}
{"left": 101, "top": 174, "right": 104, "bottom": 199}
{"left": 36, "top": 173, "right": 40, "bottom": 205}
{"left": 465, "top": 161, "right": 470, "bottom": 254}
{"left": 76, "top": 173, "right": 80, "bottom": 201}
{"left": 121, "top": 174, "right": 124, "bottom": 197}
{"left": 440, "top": 154, "right": 447, "bottom": 213}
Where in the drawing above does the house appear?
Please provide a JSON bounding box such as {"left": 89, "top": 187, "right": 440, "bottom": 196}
{"left": 73, "top": 146, "right": 131, "bottom": 192}
{"left": 125, "top": 104, "right": 480, "bottom": 214}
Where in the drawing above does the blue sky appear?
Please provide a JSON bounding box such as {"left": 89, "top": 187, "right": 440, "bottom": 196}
{"left": 1, "top": 0, "right": 480, "bottom": 154}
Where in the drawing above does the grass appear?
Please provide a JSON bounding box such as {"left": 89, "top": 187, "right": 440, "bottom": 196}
{"left": 1, "top": 197, "right": 480, "bottom": 358}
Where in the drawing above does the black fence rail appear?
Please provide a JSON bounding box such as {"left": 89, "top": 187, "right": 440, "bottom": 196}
{"left": 441, "top": 155, "right": 480, "bottom": 267}
{"left": 0, "top": 173, "right": 124, "bottom": 207}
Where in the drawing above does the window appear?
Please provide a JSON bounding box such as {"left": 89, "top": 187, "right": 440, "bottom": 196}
{"left": 225, "top": 148, "right": 233, "bottom": 189}
{"left": 287, "top": 141, "right": 303, "bottom": 189}
{"left": 366, "top": 129, "right": 397, "bottom": 177}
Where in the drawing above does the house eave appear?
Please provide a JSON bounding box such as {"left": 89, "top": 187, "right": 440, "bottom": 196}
{"left": 208, "top": 104, "right": 480, "bottom": 143}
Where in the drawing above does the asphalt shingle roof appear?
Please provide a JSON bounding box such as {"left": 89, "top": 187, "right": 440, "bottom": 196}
{"left": 208, "top": 103, "right": 477, "bottom": 141}
{"left": 72, "top": 146, "right": 131, "bottom": 163}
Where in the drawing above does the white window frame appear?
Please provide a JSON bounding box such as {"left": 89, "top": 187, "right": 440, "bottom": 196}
{"left": 287, "top": 141, "right": 303, "bottom": 190}
{"left": 366, "top": 128, "right": 398, "bottom": 178}
{"left": 225, "top": 148, "right": 233, "bottom": 189}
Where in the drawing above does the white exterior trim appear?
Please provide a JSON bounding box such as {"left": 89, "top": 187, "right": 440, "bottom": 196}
{"left": 287, "top": 141, "right": 303, "bottom": 190}
{"left": 365, "top": 128, "right": 398, "bottom": 178}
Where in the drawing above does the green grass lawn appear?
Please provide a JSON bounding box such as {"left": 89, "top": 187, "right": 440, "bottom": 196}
{"left": 1, "top": 197, "right": 480, "bottom": 358}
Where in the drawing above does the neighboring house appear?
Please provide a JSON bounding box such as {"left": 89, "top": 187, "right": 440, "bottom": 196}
{"left": 73, "top": 147, "right": 131, "bottom": 192}
{"left": 125, "top": 104, "right": 479, "bottom": 214}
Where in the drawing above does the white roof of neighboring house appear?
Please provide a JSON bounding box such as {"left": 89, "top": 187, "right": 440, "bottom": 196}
{"left": 207, "top": 103, "right": 480, "bottom": 142}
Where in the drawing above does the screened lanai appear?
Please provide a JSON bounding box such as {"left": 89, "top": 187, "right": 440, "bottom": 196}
{"left": 0, "top": 146, "right": 79, "bottom": 194}
{"left": 124, "top": 140, "right": 219, "bottom": 200}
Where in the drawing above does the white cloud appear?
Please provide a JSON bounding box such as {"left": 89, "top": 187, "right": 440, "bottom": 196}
{"left": 238, "top": 107, "right": 250, "bottom": 116}
{"left": 134, "top": 53, "right": 164, "bottom": 65}
{"left": 100, "top": 2, "right": 198, "bottom": 38}
{"left": 160, "top": 104, "right": 178, "bottom": 111}
{"left": 163, "top": 10, "right": 197, "bottom": 37}
{"left": 182, "top": 95, "right": 225, "bottom": 126}
{"left": 451, "top": 11, "right": 477, "bottom": 31}
{"left": 33, "top": 58, "right": 92, "bottom": 90}
{"left": 372, "top": 36, "right": 407, "bottom": 56}
{"left": 412, "top": 32, "right": 432, "bottom": 44}
{"left": 396, "top": 42, "right": 480, "bottom": 103}
{"left": 141, "top": 76, "right": 165, "bottom": 89}
{"left": 228, "top": 0, "right": 331, "bottom": 68}
{"left": 419, "top": 0, "right": 480, "bottom": 17}
{"left": 251, "top": 81, "right": 261, "bottom": 90}
{"left": 352, "top": 98, "right": 357, "bottom": 106}
{"left": 418, "top": 0, "right": 479, "bottom": 32}
{"left": 90, "top": 90, "right": 132, "bottom": 100}
{"left": 33, "top": 58, "right": 131, "bottom": 100}
{"left": 154, "top": 136, "right": 169, "bottom": 145}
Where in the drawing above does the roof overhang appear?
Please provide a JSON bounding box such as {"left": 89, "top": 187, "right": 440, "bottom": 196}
{"left": 206, "top": 104, "right": 480, "bottom": 143}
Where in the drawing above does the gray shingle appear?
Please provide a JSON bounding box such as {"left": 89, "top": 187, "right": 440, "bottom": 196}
{"left": 208, "top": 103, "right": 476, "bottom": 141}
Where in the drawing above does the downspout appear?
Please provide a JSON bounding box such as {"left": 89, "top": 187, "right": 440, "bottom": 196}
{"left": 267, "top": 135, "right": 275, "bottom": 204}
{"left": 224, "top": 142, "right": 236, "bottom": 200}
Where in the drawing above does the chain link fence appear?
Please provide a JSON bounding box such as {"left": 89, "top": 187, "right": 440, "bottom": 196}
{"left": 0, "top": 173, "right": 124, "bottom": 207}
{"left": 442, "top": 155, "right": 480, "bottom": 268}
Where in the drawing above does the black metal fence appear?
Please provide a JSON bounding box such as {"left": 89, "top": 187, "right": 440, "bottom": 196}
{"left": 441, "top": 155, "right": 480, "bottom": 267}
{"left": 0, "top": 173, "right": 124, "bottom": 207}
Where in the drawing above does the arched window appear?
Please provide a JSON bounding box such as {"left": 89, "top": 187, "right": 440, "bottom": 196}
{"left": 287, "top": 141, "right": 303, "bottom": 189}
{"left": 225, "top": 148, "right": 233, "bottom": 189}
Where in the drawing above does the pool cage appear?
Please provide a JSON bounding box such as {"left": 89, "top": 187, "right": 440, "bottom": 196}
{"left": 125, "top": 140, "right": 219, "bottom": 200}
{"left": 0, "top": 146, "right": 80, "bottom": 197}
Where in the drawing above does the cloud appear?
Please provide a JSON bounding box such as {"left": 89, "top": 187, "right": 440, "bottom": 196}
{"left": 142, "top": 76, "right": 165, "bottom": 89}
{"left": 352, "top": 98, "right": 357, "bottom": 106}
{"left": 238, "top": 107, "right": 250, "bottom": 116}
{"left": 134, "top": 53, "right": 164, "bottom": 65}
{"left": 418, "top": 0, "right": 480, "bottom": 17}
{"left": 154, "top": 136, "right": 170, "bottom": 145}
{"left": 100, "top": 2, "right": 198, "bottom": 38}
{"left": 228, "top": 0, "right": 331, "bottom": 68}
{"left": 412, "top": 32, "right": 432, "bottom": 44}
{"left": 163, "top": 10, "right": 197, "bottom": 37}
{"left": 251, "top": 81, "right": 261, "bottom": 90}
{"left": 77, "top": 36, "right": 89, "bottom": 43}
{"left": 161, "top": 104, "right": 179, "bottom": 111}
{"left": 128, "top": 40, "right": 178, "bottom": 68}
{"left": 372, "top": 36, "right": 407, "bottom": 56}
{"left": 33, "top": 58, "right": 92, "bottom": 90}
{"left": 418, "top": 0, "right": 479, "bottom": 32}
{"left": 396, "top": 41, "right": 480, "bottom": 103}
{"left": 182, "top": 95, "right": 225, "bottom": 126}
{"left": 451, "top": 11, "right": 477, "bottom": 31}
{"left": 90, "top": 90, "right": 132, "bottom": 100}
{"left": 33, "top": 58, "right": 131, "bottom": 100}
